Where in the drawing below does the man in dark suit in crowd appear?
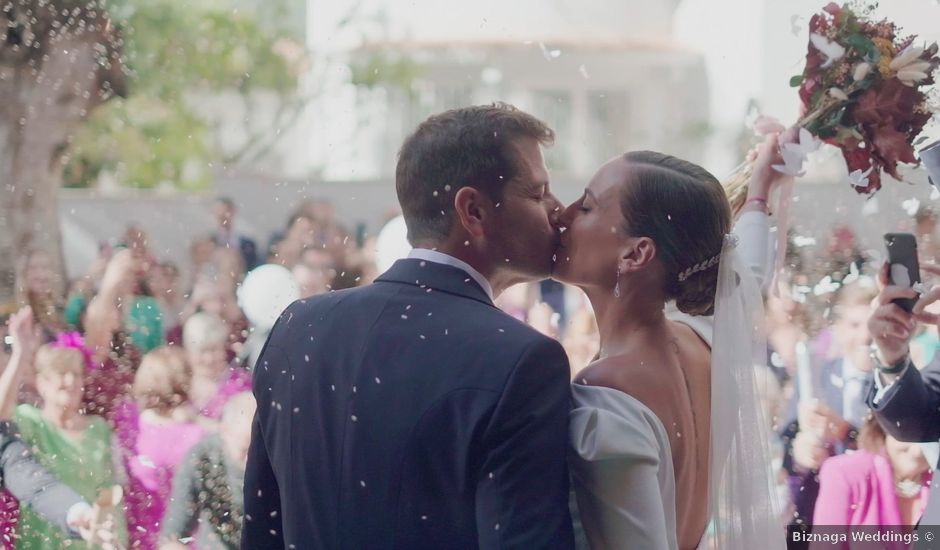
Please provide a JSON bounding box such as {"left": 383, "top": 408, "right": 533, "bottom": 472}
{"left": 243, "top": 104, "right": 575, "bottom": 549}
{"left": 865, "top": 262, "right": 940, "bottom": 533}
{"left": 780, "top": 357, "right": 868, "bottom": 526}
{"left": 780, "top": 282, "right": 876, "bottom": 525}
{"left": 866, "top": 263, "right": 940, "bottom": 441}
{"left": 211, "top": 196, "right": 259, "bottom": 271}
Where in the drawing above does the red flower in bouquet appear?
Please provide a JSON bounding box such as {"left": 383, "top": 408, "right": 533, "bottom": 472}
{"left": 724, "top": 2, "right": 938, "bottom": 213}
{"left": 718, "top": 2, "right": 938, "bottom": 288}
{"left": 839, "top": 139, "right": 879, "bottom": 193}
{"left": 792, "top": 3, "right": 939, "bottom": 195}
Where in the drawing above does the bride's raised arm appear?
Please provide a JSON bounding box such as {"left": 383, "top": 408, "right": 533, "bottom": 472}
{"left": 666, "top": 135, "right": 783, "bottom": 332}
{"left": 732, "top": 133, "right": 788, "bottom": 292}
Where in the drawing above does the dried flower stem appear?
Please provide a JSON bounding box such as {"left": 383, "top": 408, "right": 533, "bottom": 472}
{"left": 724, "top": 85, "right": 860, "bottom": 216}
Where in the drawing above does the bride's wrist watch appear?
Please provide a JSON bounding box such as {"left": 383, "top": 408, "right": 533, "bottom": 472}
{"left": 869, "top": 345, "right": 910, "bottom": 375}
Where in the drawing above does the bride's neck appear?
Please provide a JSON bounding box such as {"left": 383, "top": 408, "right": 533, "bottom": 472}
{"left": 585, "top": 284, "right": 668, "bottom": 359}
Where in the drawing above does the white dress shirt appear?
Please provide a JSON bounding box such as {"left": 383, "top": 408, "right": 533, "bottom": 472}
{"left": 871, "top": 360, "right": 909, "bottom": 405}
{"left": 407, "top": 249, "right": 494, "bottom": 302}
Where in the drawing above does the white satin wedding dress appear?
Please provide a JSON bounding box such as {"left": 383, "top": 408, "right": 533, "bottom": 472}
{"left": 569, "top": 211, "right": 785, "bottom": 550}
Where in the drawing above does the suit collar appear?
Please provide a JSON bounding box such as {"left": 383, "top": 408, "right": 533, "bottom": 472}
{"left": 376, "top": 259, "right": 495, "bottom": 307}
{"left": 407, "top": 249, "right": 494, "bottom": 301}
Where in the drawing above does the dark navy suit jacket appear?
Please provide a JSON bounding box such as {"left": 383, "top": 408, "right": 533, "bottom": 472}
{"left": 868, "top": 354, "right": 940, "bottom": 442}
{"left": 242, "top": 258, "right": 575, "bottom": 549}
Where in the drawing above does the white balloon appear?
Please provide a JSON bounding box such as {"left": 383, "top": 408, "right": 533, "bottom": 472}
{"left": 375, "top": 215, "right": 412, "bottom": 273}
{"left": 238, "top": 264, "right": 300, "bottom": 331}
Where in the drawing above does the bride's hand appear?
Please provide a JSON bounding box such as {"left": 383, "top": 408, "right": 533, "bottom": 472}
{"left": 744, "top": 132, "right": 789, "bottom": 207}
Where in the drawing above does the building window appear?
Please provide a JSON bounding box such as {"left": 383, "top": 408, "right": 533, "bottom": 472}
{"left": 531, "top": 90, "right": 572, "bottom": 172}
{"left": 587, "top": 91, "right": 631, "bottom": 168}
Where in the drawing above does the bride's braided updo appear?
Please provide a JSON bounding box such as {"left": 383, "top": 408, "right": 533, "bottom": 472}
{"left": 618, "top": 151, "right": 732, "bottom": 316}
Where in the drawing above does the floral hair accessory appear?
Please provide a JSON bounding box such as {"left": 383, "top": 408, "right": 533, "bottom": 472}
{"left": 52, "top": 331, "right": 96, "bottom": 370}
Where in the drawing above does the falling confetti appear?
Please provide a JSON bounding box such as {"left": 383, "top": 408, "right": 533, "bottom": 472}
{"left": 537, "top": 42, "right": 561, "bottom": 60}
{"left": 790, "top": 14, "right": 804, "bottom": 36}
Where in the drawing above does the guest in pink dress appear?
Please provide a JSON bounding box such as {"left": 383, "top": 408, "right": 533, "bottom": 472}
{"left": 117, "top": 347, "right": 204, "bottom": 550}
{"left": 0, "top": 491, "right": 16, "bottom": 550}
{"left": 82, "top": 332, "right": 141, "bottom": 425}
{"left": 183, "top": 313, "right": 251, "bottom": 424}
{"left": 814, "top": 415, "right": 931, "bottom": 546}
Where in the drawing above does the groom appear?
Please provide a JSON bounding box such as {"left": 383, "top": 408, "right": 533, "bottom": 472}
{"left": 242, "top": 103, "right": 575, "bottom": 549}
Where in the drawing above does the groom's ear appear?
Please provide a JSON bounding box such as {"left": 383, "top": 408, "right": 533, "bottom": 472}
{"left": 453, "top": 186, "right": 488, "bottom": 238}
{"left": 621, "top": 236, "right": 657, "bottom": 272}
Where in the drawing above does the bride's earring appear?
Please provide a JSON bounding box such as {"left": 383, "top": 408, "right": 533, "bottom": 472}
{"left": 614, "top": 264, "right": 622, "bottom": 298}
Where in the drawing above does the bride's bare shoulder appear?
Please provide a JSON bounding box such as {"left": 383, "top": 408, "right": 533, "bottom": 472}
{"left": 574, "top": 352, "right": 674, "bottom": 410}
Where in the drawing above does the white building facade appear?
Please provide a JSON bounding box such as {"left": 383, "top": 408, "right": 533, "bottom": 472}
{"left": 294, "top": 0, "right": 711, "bottom": 188}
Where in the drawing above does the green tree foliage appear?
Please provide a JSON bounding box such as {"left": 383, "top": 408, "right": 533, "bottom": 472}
{"left": 63, "top": 0, "right": 299, "bottom": 189}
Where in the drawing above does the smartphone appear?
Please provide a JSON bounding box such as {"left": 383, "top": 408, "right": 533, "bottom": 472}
{"left": 884, "top": 232, "right": 921, "bottom": 312}
{"left": 922, "top": 140, "right": 940, "bottom": 189}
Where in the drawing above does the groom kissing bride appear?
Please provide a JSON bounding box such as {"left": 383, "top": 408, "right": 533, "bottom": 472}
{"left": 242, "top": 103, "right": 787, "bottom": 550}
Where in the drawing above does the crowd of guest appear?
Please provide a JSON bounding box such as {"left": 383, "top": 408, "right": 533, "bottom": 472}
{"left": 1, "top": 194, "right": 939, "bottom": 547}
{"left": 488, "top": 207, "right": 940, "bottom": 536}
{"left": 0, "top": 196, "right": 357, "bottom": 549}
{"left": 761, "top": 205, "right": 940, "bottom": 537}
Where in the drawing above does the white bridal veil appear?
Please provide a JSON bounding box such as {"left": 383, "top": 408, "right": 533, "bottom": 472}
{"left": 706, "top": 234, "right": 785, "bottom": 550}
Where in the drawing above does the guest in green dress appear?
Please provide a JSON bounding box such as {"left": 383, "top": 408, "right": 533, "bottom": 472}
{"left": 13, "top": 345, "right": 127, "bottom": 549}
{"left": 65, "top": 293, "right": 164, "bottom": 354}
{"left": 65, "top": 249, "right": 164, "bottom": 354}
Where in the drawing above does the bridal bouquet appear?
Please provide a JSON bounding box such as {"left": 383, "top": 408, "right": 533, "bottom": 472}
{"left": 725, "top": 2, "right": 940, "bottom": 212}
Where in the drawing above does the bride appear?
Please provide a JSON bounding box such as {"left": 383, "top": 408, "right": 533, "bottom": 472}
{"left": 554, "top": 137, "right": 787, "bottom": 550}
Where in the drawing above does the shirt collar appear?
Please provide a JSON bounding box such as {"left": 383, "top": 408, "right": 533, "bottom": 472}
{"left": 407, "top": 249, "right": 494, "bottom": 301}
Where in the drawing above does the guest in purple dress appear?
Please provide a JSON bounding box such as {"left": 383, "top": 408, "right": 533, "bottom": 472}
{"left": 183, "top": 314, "right": 251, "bottom": 424}
{"left": 117, "top": 347, "right": 204, "bottom": 550}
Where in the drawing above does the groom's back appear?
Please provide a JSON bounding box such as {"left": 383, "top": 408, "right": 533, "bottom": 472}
{"left": 243, "top": 259, "right": 574, "bottom": 550}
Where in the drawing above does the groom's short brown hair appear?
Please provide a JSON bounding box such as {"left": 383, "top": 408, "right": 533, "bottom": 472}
{"left": 396, "top": 103, "right": 554, "bottom": 244}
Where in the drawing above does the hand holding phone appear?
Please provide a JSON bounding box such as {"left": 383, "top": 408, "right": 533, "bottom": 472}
{"left": 884, "top": 232, "right": 921, "bottom": 312}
